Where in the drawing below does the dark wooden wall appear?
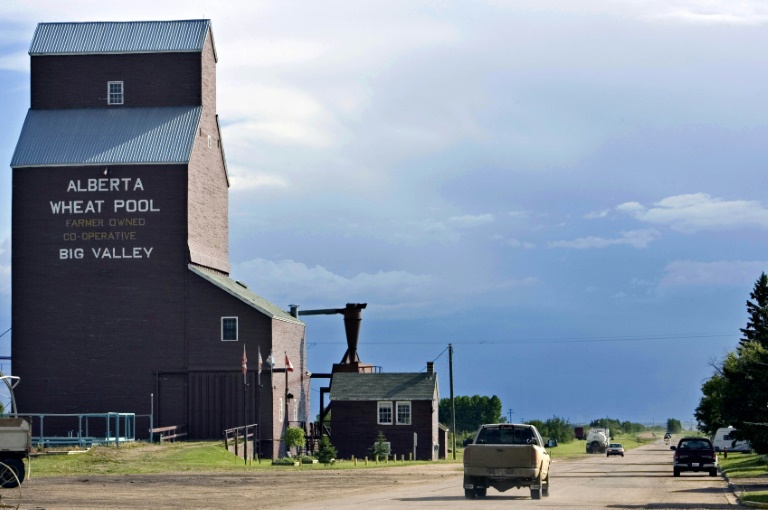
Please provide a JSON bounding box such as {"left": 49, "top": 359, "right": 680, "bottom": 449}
{"left": 11, "top": 164, "right": 189, "bottom": 425}
{"left": 31, "top": 53, "right": 202, "bottom": 109}
{"left": 331, "top": 400, "right": 437, "bottom": 460}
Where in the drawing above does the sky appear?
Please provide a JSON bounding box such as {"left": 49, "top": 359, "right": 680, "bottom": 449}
{"left": 1, "top": 0, "right": 767, "bottom": 427}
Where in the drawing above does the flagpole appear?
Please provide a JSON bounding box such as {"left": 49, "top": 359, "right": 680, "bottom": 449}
{"left": 257, "top": 345, "right": 261, "bottom": 460}
{"left": 242, "top": 344, "right": 247, "bottom": 466}
{"left": 285, "top": 351, "right": 289, "bottom": 429}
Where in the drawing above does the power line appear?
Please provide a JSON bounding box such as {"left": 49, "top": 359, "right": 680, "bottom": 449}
{"left": 309, "top": 333, "right": 735, "bottom": 346}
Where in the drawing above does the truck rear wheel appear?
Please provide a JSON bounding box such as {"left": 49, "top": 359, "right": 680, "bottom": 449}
{"left": 543, "top": 472, "right": 550, "bottom": 497}
{"left": 464, "top": 489, "right": 476, "bottom": 499}
{"left": 475, "top": 487, "right": 486, "bottom": 498}
{"left": 530, "top": 475, "right": 543, "bottom": 500}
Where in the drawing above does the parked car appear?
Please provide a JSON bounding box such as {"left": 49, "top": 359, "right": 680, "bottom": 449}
{"left": 606, "top": 443, "right": 625, "bottom": 457}
{"left": 671, "top": 437, "right": 718, "bottom": 477}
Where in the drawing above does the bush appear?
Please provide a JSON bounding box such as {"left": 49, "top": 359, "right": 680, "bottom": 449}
{"left": 316, "top": 436, "right": 337, "bottom": 464}
{"left": 284, "top": 426, "right": 306, "bottom": 456}
{"left": 369, "top": 431, "right": 390, "bottom": 459}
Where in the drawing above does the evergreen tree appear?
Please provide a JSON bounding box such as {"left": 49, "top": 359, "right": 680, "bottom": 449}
{"left": 740, "top": 272, "right": 768, "bottom": 349}
{"left": 316, "top": 436, "right": 337, "bottom": 464}
{"left": 369, "top": 431, "right": 391, "bottom": 459}
{"left": 721, "top": 341, "right": 768, "bottom": 453}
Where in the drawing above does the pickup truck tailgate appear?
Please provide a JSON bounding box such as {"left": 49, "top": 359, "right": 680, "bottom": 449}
{"left": 465, "top": 444, "right": 535, "bottom": 469}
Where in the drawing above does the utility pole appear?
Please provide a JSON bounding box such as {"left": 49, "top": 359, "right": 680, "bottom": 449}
{"left": 507, "top": 408, "right": 514, "bottom": 423}
{"left": 449, "top": 343, "right": 456, "bottom": 460}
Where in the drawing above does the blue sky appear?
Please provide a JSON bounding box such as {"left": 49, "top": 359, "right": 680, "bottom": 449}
{"left": 2, "top": 0, "right": 767, "bottom": 426}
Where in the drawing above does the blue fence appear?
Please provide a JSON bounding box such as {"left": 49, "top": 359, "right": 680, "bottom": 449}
{"left": 15, "top": 412, "right": 137, "bottom": 447}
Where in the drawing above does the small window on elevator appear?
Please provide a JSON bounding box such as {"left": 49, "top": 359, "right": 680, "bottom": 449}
{"left": 221, "top": 317, "right": 238, "bottom": 341}
{"left": 108, "top": 81, "right": 124, "bottom": 105}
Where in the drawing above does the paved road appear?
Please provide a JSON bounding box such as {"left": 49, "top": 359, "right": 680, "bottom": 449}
{"left": 298, "top": 439, "right": 737, "bottom": 510}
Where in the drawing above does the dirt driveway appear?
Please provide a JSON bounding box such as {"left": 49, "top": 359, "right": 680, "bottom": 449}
{"left": 17, "top": 463, "right": 463, "bottom": 510}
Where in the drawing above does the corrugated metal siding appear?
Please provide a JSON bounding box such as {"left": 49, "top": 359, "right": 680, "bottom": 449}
{"left": 11, "top": 106, "right": 201, "bottom": 167}
{"left": 29, "top": 20, "right": 210, "bottom": 55}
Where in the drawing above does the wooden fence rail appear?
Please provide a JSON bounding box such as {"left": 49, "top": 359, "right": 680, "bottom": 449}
{"left": 151, "top": 424, "right": 187, "bottom": 443}
{"left": 223, "top": 423, "right": 258, "bottom": 460}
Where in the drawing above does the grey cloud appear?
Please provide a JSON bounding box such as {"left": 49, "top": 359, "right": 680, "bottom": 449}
{"left": 549, "top": 229, "right": 661, "bottom": 249}
{"left": 660, "top": 260, "right": 768, "bottom": 287}
{"left": 617, "top": 193, "right": 768, "bottom": 232}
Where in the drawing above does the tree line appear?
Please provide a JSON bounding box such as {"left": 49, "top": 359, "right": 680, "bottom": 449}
{"left": 438, "top": 395, "right": 659, "bottom": 442}
{"left": 695, "top": 272, "right": 768, "bottom": 453}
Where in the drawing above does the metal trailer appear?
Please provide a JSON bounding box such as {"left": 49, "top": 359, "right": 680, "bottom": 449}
{"left": 0, "top": 375, "right": 31, "bottom": 488}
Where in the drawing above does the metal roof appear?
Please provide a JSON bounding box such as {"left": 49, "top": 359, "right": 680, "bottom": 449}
{"left": 189, "top": 265, "right": 305, "bottom": 326}
{"left": 29, "top": 20, "right": 211, "bottom": 55}
{"left": 11, "top": 106, "right": 201, "bottom": 167}
{"left": 330, "top": 372, "right": 438, "bottom": 401}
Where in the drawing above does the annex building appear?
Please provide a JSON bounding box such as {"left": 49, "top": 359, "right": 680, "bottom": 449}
{"left": 10, "top": 20, "right": 308, "bottom": 457}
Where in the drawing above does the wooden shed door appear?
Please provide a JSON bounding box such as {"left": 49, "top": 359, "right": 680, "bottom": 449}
{"left": 188, "top": 372, "right": 255, "bottom": 439}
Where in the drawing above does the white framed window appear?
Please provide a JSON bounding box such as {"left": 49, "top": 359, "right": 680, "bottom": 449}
{"left": 377, "top": 401, "right": 393, "bottom": 425}
{"left": 292, "top": 403, "right": 298, "bottom": 422}
{"left": 396, "top": 401, "right": 411, "bottom": 425}
{"left": 279, "top": 398, "right": 284, "bottom": 422}
{"left": 107, "top": 81, "right": 124, "bottom": 105}
{"left": 221, "top": 317, "right": 238, "bottom": 341}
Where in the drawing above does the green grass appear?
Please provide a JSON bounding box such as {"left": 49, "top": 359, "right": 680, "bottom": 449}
{"left": 719, "top": 452, "right": 768, "bottom": 478}
{"left": 26, "top": 432, "right": 661, "bottom": 478}
{"left": 741, "top": 490, "right": 768, "bottom": 505}
{"left": 718, "top": 451, "right": 768, "bottom": 506}
{"left": 546, "top": 433, "right": 657, "bottom": 460}
{"left": 27, "top": 441, "right": 459, "bottom": 477}
{"left": 30, "top": 442, "right": 248, "bottom": 476}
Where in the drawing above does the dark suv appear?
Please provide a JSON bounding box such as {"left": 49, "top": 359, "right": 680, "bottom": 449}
{"left": 670, "top": 437, "right": 718, "bottom": 477}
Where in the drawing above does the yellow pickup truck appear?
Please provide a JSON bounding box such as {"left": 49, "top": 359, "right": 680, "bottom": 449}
{"left": 463, "top": 423, "right": 554, "bottom": 499}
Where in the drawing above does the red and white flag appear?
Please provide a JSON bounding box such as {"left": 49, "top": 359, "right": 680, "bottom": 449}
{"left": 241, "top": 345, "right": 247, "bottom": 376}
{"left": 285, "top": 353, "right": 294, "bottom": 372}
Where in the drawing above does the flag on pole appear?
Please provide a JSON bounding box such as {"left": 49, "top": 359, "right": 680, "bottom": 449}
{"left": 258, "top": 346, "right": 263, "bottom": 374}
{"left": 285, "top": 353, "right": 294, "bottom": 372}
{"left": 266, "top": 351, "right": 275, "bottom": 369}
{"left": 241, "top": 345, "right": 247, "bottom": 376}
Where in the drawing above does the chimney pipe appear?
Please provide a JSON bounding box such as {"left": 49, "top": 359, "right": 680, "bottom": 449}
{"left": 340, "top": 303, "right": 366, "bottom": 364}
{"left": 289, "top": 304, "right": 299, "bottom": 318}
{"left": 426, "top": 361, "right": 434, "bottom": 376}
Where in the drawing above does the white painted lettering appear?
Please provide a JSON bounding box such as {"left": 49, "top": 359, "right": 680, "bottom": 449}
{"left": 90, "top": 246, "right": 153, "bottom": 259}
{"left": 60, "top": 248, "right": 84, "bottom": 259}
{"left": 113, "top": 199, "right": 160, "bottom": 213}
{"left": 50, "top": 200, "right": 105, "bottom": 214}
{"left": 66, "top": 178, "right": 146, "bottom": 192}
